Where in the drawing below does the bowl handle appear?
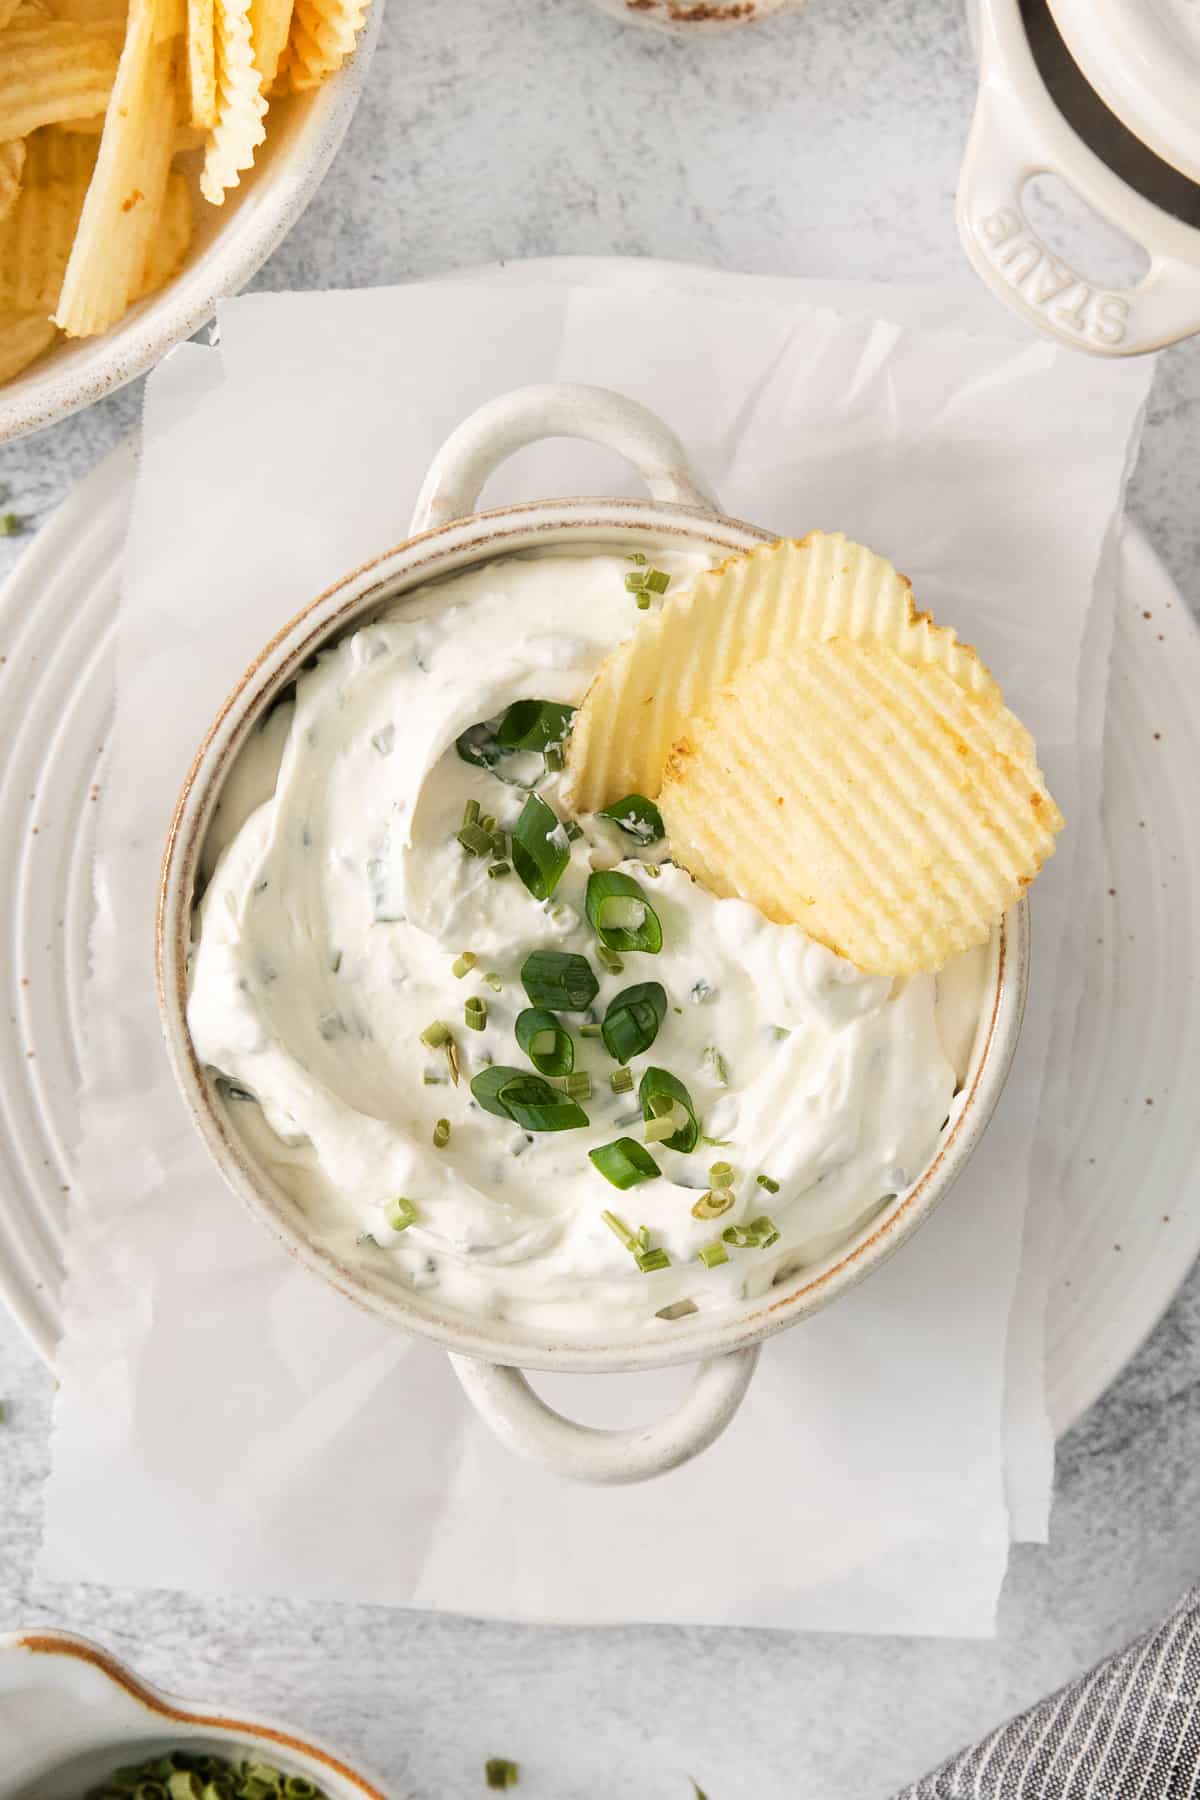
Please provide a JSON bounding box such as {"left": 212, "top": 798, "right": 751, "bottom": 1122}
{"left": 957, "top": 0, "right": 1200, "bottom": 356}
{"left": 448, "top": 1345, "right": 760, "bottom": 1485}
{"left": 409, "top": 383, "right": 718, "bottom": 533}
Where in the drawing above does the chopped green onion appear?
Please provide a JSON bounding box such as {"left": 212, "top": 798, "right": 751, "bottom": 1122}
{"left": 702, "top": 1046, "right": 729, "bottom": 1085}
{"left": 628, "top": 551, "right": 647, "bottom": 565}
{"left": 638, "top": 1066, "right": 700, "bottom": 1153}
{"left": 469, "top": 1066, "right": 588, "bottom": 1132}
{"left": 597, "top": 793, "right": 664, "bottom": 846}
{"left": 421, "top": 1020, "right": 451, "bottom": 1048}
{"left": 634, "top": 590, "right": 651, "bottom": 610}
{"left": 643, "top": 1116, "right": 676, "bottom": 1144}
{"left": 560, "top": 1071, "right": 592, "bottom": 1100}
{"left": 515, "top": 1008, "right": 574, "bottom": 1075}
{"left": 691, "top": 1189, "right": 734, "bottom": 1220}
{"left": 610, "top": 1066, "right": 634, "bottom": 1094}
{"left": 624, "top": 566, "right": 671, "bottom": 597}
{"left": 646, "top": 568, "right": 670, "bottom": 593}
{"left": 457, "top": 822, "right": 494, "bottom": 856}
{"left": 589, "top": 1137, "right": 661, "bottom": 1189}
{"left": 520, "top": 949, "right": 598, "bottom": 1012}
{"left": 386, "top": 1197, "right": 418, "bottom": 1232}
{"left": 756, "top": 1173, "right": 781, "bottom": 1194}
{"left": 483, "top": 971, "right": 504, "bottom": 991}
{"left": 465, "top": 996, "right": 487, "bottom": 1031}
{"left": 511, "top": 792, "right": 571, "bottom": 901}
{"left": 433, "top": 1119, "right": 451, "bottom": 1148}
{"left": 479, "top": 813, "right": 497, "bottom": 836}
{"left": 580, "top": 1021, "right": 603, "bottom": 1037}
{"left": 445, "top": 1038, "right": 461, "bottom": 1085}
{"left": 453, "top": 951, "right": 478, "bottom": 978}
{"left": 496, "top": 699, "right": 575, "bottom": 752}
{"left": 329, "top": 948, "right": 343, "bottom": 972}
{"left": 586, "top": 869, "right": 663, "bottom": 953}
{"left": 698, "top": 1240, "right": 729, "bottom": 1269}
{"left": 485, "top": 1759, "right": 520, "bottom": 1789}
{"left": 602, "top": 1209, "right": 635, "bottom": 1248}
{"left": 636, "top": 1246, "right": 670, "bottom": 1273}
{"left": 0, "top": 513, "right": 26, "bottom": 537}
{"left": 544, "top": 743, "right": 565, "bottom": 773}
{"left": 564, "top": 819, "right": 584, "bottom": 841}
{"left": 488, "top": 861, "right": 512, "bottom": 879}
{"left": 596, "top": 943, "right": 624, "bottom": 974}
{"left": 601, "top": 980, "right": 667, "bottom": 1064}
{"left": 709, "top": 1161, "right": 733, "bottom": 1183}
{"left": 749, "top": 1214, "right": 781, "bottom": 1247}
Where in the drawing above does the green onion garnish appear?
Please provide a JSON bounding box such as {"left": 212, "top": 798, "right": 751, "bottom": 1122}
{"left": 624, "top": 566, "right": 671, "bottom": 597}
{"left": 585, "top": 870, "right": 662, "bottom": 953}
{"left": 433, "top": 1118, "right": 451, "bottom": 1148}
{"left": 469, "top": 1066, "right": 588, "bottom": 1132}
{"left": 610, "top": 1066, "right": 634, "bottom": 1094}
{"left": 495, "top": 699, "right": 575, "bottom": 753}
{"left": 749, "top": 1214, "right": 781, "bottom": 1247}
{"left": 564, "top": 819, "right": 584, "bottom": 841}
{"left": 698, "top": 1240, "right": 729, "bottom": 1269}
{"left": 483, "top": 972, "right": 504, "bottom": 991}
{"left": 589, "top": 1137, "right": 661, "bottom": 1189}
{"left": 386, "top": 1197, "right": 418, "bottom": 1232}
{"left": 453, "top": 951, "right": 478, "bottom": 979}
{"left": 702, "top": 1046, "right": 729, "bottom": 1086}
{"left": 560, "top": 1071, "right": 592, "bottom": 1100}
{"left": 636, "top": 1246, "right": 670, "bottom": 1273}
{"left": 596, "top": 943, "right": 624, "bottom": 974}
{"left": 602, "top": 1209, "right": 635, "bottom": 1248}
{"left": 691, "top": 1190, "right": 734, "bottom": 1220}
{"left": 544, "top": 743, "right": 565, "bottom": 773}
{"left": 598, "top": 794, "right": 665, "bottom": 846}
{"left": 635, "top": 591, "right": 651, "bottom": 610}
{"left": 485, "top": 1758, "right": 520, "bottom": 1789}
{"left": 638, "top": 1066, "right": 700, "bottom": 1153}
{"left": 515, "top": 1008, "right": 574, "bottom": 1076}
{"left": 601, "top": 980, "right": 667, "bottom": 1064}
{"left": 709, "top": 1161, "right": 733, "bottom": 1183}
{"left": 510, "top": 792, "right": 571, "bottom": 901}
{"left": 488, "top": 861, "right": 512, "bottom": 879}
{"left": 0, "top": 513, "right": 26, "bottom": 537}
{"left": 463, "top": 799, "right": 481, "bottom": 828}
{"left": 457, "top": 823, "right": 494, "bottom": 856}
{"left": 465, "top": 996, "right": 487, "bottom": 1030}
{"left": 756, "top": 1173, "right": 781, "bottom": 1194}
{"left": 445, "top": 1038, "right": 461, "bottom": 1085}
{"left": 580, "top": 1021, "right": 603, "bottom": 1037}
{"left": 420, "top": 1020, "right": 451, "bottom": 1048}
{"left": 520, "top": 949, "right": 599, "bottom": 1012}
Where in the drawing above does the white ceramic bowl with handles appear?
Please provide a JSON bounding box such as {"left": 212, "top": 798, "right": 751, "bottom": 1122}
{"left": 156, "top": 382, "right": 1029, "bottom": 1486}
{"left": 958, "top": 0, "right": 1200, "bottom": 355}
{"left": 0, "top": 1630, "right": 385, "bottom": 1799}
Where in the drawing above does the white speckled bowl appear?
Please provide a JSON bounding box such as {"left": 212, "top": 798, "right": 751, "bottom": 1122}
{"left": 156, "top": 383, "right": 1029, "bottom": 1487}
{"left": 0, "top": 1, "right": 383, "bottom": 447}
{"left": 0, "top": 1631, "right": 386, "bottom": 1799}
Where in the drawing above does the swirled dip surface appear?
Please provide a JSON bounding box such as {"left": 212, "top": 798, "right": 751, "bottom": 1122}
{"left": 188, "top": 549, "right": 992, "bottom": 1334}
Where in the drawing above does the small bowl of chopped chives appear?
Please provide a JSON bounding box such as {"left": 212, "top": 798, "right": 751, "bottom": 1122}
{"left": 0, "top": 1631, "right": 385, "bottom": 1800}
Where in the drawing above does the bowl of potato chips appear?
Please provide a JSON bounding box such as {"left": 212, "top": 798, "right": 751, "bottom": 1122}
{"left": 0, "top": 0, "right": 381, "bottom": 442}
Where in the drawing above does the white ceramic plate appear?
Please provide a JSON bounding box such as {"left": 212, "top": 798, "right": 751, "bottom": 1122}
{"left": 1, "top": 443, "right": 1197, "bottom": 1437}
{"left": 0, "top": 1, "right": 382, "bottom": 445}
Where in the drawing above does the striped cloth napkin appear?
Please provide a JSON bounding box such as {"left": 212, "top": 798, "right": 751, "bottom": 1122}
{"left": 899, "top": 1589, "right": 1200, "bottom": 1797}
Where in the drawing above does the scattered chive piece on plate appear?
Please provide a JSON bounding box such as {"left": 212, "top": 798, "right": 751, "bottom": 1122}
{"left": 463, "top": 798, "right": 481, "bottom": 828}
{"left": 453, "top": 951, "right": 478, "bottom": 979}
{"left": 433, "top": 1119, "right": 451, "bottom": 1148}
{"left": 589, "top": 1137, "right": 660, "bottom": 1189}
{"left": 386, "top": 1198, "right": 418, "bottom": 1232}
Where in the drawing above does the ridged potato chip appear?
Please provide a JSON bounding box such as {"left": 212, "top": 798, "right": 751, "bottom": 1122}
{"left": 135, "top": 161, "right": 191, "bottom": 294}
{"left": 0, "top": 301, "right": 56, "bottom": 379}
{"left": 567, "top": 533, "right": 1006, "bottom": 814}
{"left": 0, "top": 14, "right": 120, "bottom": 141}
{"left": 659, "top": 641, "right": 1063, "bottom": 976}
{"left": 199, "top": 0, "right": 265, "bottom": 204}
{"left": 186, "top": 0, "right": 215, "bottom": 126}
{"left": 0, "top": 129, "right": 97, "bottom": 312}
{"left": 54, "top": 1, "right": 180, "bottom": 338}
{"left": 249, "top": 0, "right": 292, "bottom": 87}
{"left": 283, "top": 0, "right": 367, "bottom": 91}
{"left": 0, "top": 140, "right": 25, "bottom": 224}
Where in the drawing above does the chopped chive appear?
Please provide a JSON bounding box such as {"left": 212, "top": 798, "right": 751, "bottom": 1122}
{"left": 756, "top": 1173, "right": 781, "bottom": 1194}
{"left": 462, "top": 799, "right": 481, "bottom": 828}
{"left": 636, "top": 1246, "right": 670, "bottom": 1273}
{"left": 708, "top": 1161, "right": 733, "bottom": 1183}
{"left": 642, "top": 862, "right": 661, "bottom": 878}
{"left": 589, "top": 1137, "right": 660, "bottom": 1189}
{"left": 560, "top": 1071, "right": 592, "bottom": 1100}
{"left": 488, "top": 861, "right": 512, "bottom": 878}
{"left": 516, "top": 1008, "right": 574, "bottom": 1076}
{"left": 564, "top": 819, "right": 584, "bottom": 842}
{"left": 628, "top": 551, "right": 648, "bottom": 565}
{"left": 748, "top": 1214, "right": 781, "bottom": 1247}
{"left": 485, "top": 1758, "right": 520, "bottom": 1789}
{"left": 0, "top": 512, "right": 26, "bottom": 537}
{"left": 602, "top": 1209, "right": 635, "bottom": 1248}
{"left": 490, "top": 830, "right": 508, "bottom": 858}
{"left": 483, "top": 972, "right": 504, "bottom": 991}
{"left": 469, "top": 1066, "right": 588, "bottom": 1131}
{"left": 645, "top": 568, "right": 670, "bottom": 593}
{"left": 635, "top": 591, "right": 651, "bottom": 609}
{"left": 586, "top": 869, "right": 662, "bottom": 954}
{"left": 691, "top": 1189, "right": 734, "bottom": 1220}
{"left": 479, "top": 813, "right": 496, "bottom": 835}
{"left": 386, "top": 1197, "right": 418, "bottom": 1232}
{"left": 601, "top": 980, "right": 667, "bottom": 1064}
{"left": 329, "top": 949, "right": 343, "bottom": 972}
{"left": 457, "top": 823, "right": 494, "bottom": 856}
{"left": 699, "top": 1240, "right": 729, "bottom": 1269}
{"left": 635, "top": 1225, "right": 650, "bottom": 1252}
{"left": 624, "top": 570, "right": 647, "bottom": 593}
{"left": 544, "top": 743, "right": 565, "bottom": 772}
{"left": 511, "top": 792, "right": 571, "bottom": 901}
{"left": 421, "top": 1020, "right": 451, "bottom": 1048}
{"left": 453, "top": 951, "right": 478, "bottom": 979}
{"left": 465, "top": 996, "right": 487, "bottom": 1030}
{"left": 495, "top": 699, "right": 575, "bottom": 752}
{"left": 433, "top": 1118, "right": 451, "bottom": 1148}
{"left": 643, "top": 1116, "right": 675, "bottom": 1144}
{"left": 580, "top": 1021, "right": 603, "bottom": 1037}
{"left": 520, "top": 949, "right": 599, "bottom": 1012}
{"left": 422, "top": 1070, "right": 444, "bottom": 1086}
{"left": 596, "top": 943, "right": 624, "bottom": 974}
{"left": 445, "top": 1038, "right": 461, "bottom": 1085}
{"left": 639, "top": 1067, "right": 700, "bottom": 1153}
{"left": 610, "top": 1066, "right": 634, "bottom": 1094}
{"left": 702, "top": 1046, "right": 729, "bottom": 1085}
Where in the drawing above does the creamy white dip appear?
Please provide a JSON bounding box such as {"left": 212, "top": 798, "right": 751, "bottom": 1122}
{"left": 188, "top": 548, "right": 993, "bottom": 1335}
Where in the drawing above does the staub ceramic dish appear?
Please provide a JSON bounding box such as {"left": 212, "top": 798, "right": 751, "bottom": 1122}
{"left": 156, "top": 382, "right": 1029, "bottom": 1486}
{"left": 959, "top": 0, "right": 1200, "bottom": 355}
{"left": 0, "top": 1631, "right": 385, "bottom": 1799}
